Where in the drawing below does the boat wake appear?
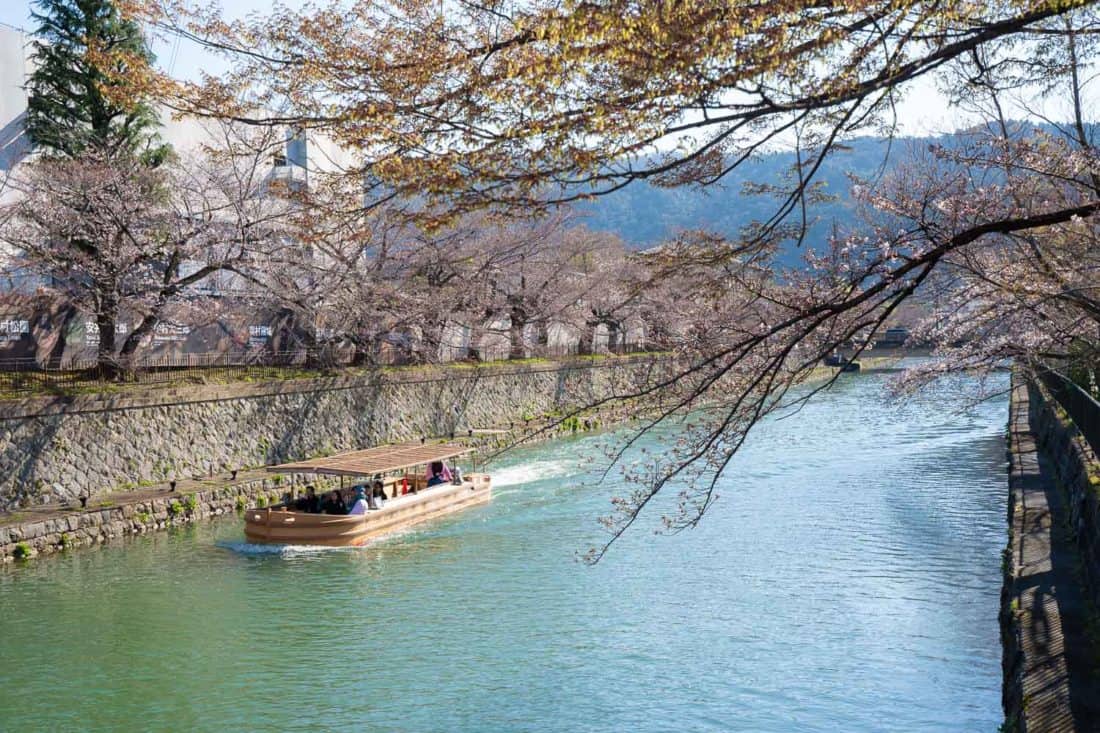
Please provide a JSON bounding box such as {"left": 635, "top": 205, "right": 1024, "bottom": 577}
{"left": 488, "top": 459, "right": 576, "bottom": 488}
{"left": 218, "top": 540, "right": 359, "bottom": 556}
{"left": 217, "top": 527, "right": 419, "bottom": 556}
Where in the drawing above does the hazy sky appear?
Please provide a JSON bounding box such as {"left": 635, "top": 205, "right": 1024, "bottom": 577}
{"left": 0, "top": 0, "right": 1080, "bottom": 139}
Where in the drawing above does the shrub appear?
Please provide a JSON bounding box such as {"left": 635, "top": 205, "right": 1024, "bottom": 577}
{"left": 256, "top": 495, "right": 268, "bottom": 508}
{"left": 167, "top": 500, "right": 183, "bottom": 517}
{"left": 235, "top": 495, "right": 247, "bottom": 512}
{"left": 183, "top": 495, "right": 198, "bottom": 512}
{"left": 12, "top": 542, "right": 31, "bottom": 560}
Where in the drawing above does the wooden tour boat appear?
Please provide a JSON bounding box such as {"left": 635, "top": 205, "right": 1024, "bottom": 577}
{"left": 243, "top": 442, "right": 491, "bottom": 546}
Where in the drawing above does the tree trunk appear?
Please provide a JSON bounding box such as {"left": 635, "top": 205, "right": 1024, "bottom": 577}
{"left": 417, "top": 320, "right": 445, "bottom": 363}
{"left": 578, "top": 322, "right": 595, "bottom": 355}
{"left": 43, "top": 304, "right": 77, "bottom": 369}
{"left": 346, "top": 328, "right": 380, "bottom": 367}
{"left": 95, "top": 295, "right": 120, "bottom": 379}
{"left": 119, "top": 312, "right": 158, "bottom": 364}
{"left": 534, "top": 320, "right": 550, "bottom": 357}
{"left": 607, "top": 321, "right": 622, "bottom": 354}
{"left": 509, "top": 308, "right": 527, "bottom": 360}
{"left": 350, "top": 336, "right": 373, "bottom": 366}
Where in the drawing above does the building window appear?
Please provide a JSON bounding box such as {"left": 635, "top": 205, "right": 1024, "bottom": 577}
{"left": 286, "top": 128, "right": 307, "bottom": 168}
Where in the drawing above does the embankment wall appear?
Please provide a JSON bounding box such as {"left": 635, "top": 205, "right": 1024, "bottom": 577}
{"left": 0, "top": 357, "right": 666, "bottom": 511}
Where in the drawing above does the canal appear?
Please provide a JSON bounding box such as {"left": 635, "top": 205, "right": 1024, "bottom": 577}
{"left": 0, "top": 372, "right": 1008, "bottom": 732}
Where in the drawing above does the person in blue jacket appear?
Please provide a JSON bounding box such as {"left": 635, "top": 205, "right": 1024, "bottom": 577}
{"left": 347, "top": 486, "right": 370, "bottom": 515}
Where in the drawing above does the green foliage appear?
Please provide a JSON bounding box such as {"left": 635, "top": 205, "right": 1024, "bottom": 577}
{"left": 59, "top": 532, "right": 72, "bottom": 549}
{"left": 12, "top": 542, "right": 32, "bottom": 560}
{"left": 26, "top": 0, "right": 169, "bottom": 162}
{"left": 256, "top": 495, "right": 268, "bottom": 508}
{"left": 135, "top": 511, "right": 151, "bottom": 524}
{"left": 167, "top": 499, "right": 183, "bottom": 517}
{"left": 272, "top": 474, "right": 283, "bottom": 486}
{"left": 183, "top": 495, "right": 198, "bottom": 512}
{"left": 235, "top": 495, "right": 247, "bottom": 512}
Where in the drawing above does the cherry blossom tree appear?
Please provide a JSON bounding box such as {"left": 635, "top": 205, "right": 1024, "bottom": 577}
{"left": 114, "top": 0, "right": 1100, "bottom": 556}
{"left": 0, "top": 124, "right": 297, "bottom": 375}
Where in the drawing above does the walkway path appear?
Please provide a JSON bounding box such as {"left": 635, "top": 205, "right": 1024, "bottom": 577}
{"left": 1005, "top": 379, "right": 1100, "bottom": 732}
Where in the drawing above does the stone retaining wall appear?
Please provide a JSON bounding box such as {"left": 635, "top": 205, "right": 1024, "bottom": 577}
{"left": 0, "top": 357, "right": 667, "bottom": 511}
{"left": 1, "top": 472, "right": 334, "bottom": 561}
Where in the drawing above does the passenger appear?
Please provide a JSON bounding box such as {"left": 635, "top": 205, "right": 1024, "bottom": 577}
{"left": 347, "top": 486, "right": 370, "bottom": 515}
{"left": 427, "top": 461, "right": 446, "bottom": 487}
{"left": 293, "top": 486, "right": 315, "bottom": 512}
{"left": 321, "top": 490, "right": 347, "bottom": 515}
{"left": 300, "top": 486, "right": 321, "bottom": 513}
{"left": 372, "top": 480, "right": 386, "bottom": 508}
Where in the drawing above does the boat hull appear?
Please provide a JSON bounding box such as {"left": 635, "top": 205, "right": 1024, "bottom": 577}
{"left": 243, "top": 475, "right": 491, "bottom": 546}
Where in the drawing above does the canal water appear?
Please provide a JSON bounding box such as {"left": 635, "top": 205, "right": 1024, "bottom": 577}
{"left": 0, "top": 372, "right": 1008, "bottom": 732}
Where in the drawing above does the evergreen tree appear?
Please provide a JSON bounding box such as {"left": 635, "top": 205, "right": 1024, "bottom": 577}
{"left": 25, "top": 0, "right": 169, "bottom": 162}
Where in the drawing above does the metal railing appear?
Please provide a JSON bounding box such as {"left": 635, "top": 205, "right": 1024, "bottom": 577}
{"left": 1038, "top": 368, "right": 1100, "bottom": 460}
{"left": 0, "top": 350, "right": 327, "bottom": 395}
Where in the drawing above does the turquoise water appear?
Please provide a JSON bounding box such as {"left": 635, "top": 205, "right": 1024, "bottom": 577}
{"left": 0, "top": 373, "right": 1008, "bottom": 732}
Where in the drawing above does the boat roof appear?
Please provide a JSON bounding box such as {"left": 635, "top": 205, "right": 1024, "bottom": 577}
{"left": 268, "top": 442, "right": 473, "bottom": 477}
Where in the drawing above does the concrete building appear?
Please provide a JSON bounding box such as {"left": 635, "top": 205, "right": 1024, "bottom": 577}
{"left": 0, "top": 24, "right": 30, "bottom": 202}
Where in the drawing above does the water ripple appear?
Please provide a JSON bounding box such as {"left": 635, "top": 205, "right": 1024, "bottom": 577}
{"left": 0, "top": 372, "right": 1008, "bottom": 732}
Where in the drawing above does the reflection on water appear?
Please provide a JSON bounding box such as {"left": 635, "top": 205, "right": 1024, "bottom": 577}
{"left": 0, "top": 373, "right": 1008, "bottom": 732}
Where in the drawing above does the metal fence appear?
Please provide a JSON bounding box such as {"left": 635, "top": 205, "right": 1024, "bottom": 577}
{"left": 1039, "top": 368, "right": 1100, "bottom": 460}
{"left": 0, "top": 341, "right": 652, "bottom": 396}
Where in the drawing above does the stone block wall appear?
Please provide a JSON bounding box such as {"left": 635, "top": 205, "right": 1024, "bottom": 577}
{"left": 0, "top": 357, "right": 667, "bottom": 511}
{"left": 1, "top": 472, "right": 332, "bottom": 560}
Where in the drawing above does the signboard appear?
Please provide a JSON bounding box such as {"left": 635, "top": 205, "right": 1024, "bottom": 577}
{"left": 248, "top": 325, "right": 272, "bottom": 348}
{"left": 0, "top": 317, "right": 30, "bottom": 343}
{"left": 84, "top": 321, "right": 129, "bottom": 346}
{"left": 153, "top": 323, "right": 191, "bottom": 343}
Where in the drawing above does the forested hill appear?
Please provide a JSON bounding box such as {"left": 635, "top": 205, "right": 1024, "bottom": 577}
{"left": 574, "top": 134, "right": 934, "bottom": 264}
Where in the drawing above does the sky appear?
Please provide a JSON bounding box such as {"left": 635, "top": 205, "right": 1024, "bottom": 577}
{"left": 0, "top": 0, "right": 1083, "bottom": 140}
